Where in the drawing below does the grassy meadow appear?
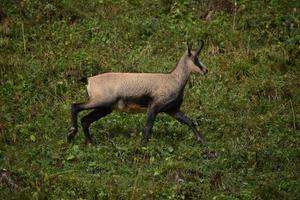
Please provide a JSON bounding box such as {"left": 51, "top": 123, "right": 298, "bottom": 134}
{"left": 0, "top": 0, "right": 299, "bottom": 199}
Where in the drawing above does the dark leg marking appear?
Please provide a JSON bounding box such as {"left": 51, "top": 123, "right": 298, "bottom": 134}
{"left": 143, "top": 106, "right": 159, "bottom": 142}
{"left": 80, "top": 107, "right": 112, "bottom": 144}
{"left": 168, "top": 111, "right": 206, "bottom": 145}
{"left": 68, "top": 103, "right": 85, "bottom": 142}
{"left": 67, "top": 102, "right": 97, "bottom": 143}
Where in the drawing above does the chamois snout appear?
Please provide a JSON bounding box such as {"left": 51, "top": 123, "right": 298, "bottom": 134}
{"left": 199, "top": 63, "right": 208, "bottom": 75}
{"left": 187, "top": 40, "right": 208, "bottom": 75}
{"left": 193, "top": 56, "right": 208, "bottom": 75}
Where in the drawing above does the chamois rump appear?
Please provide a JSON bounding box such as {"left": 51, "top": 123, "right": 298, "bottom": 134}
{"left": 67, "top": 41, "right": 208, "bottom": 145}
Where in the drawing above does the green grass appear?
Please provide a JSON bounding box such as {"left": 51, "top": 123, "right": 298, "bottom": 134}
{"left": 0, "top": 0, "right": 299, "bottom": 199}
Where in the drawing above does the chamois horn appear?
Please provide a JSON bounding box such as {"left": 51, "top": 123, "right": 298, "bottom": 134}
{"left": 195, "top": 40, "right": 204, "bottom": 56}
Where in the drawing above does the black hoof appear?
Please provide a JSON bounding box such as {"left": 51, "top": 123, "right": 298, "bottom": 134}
{"left": 141, "top": 137, "right": 149, "bottom": 145}
{"left": 67, "top": 133, "right": 75, "bottom": 143}
{"left": 196, "top": 137, "right": 206, "bottom": 145}
{"left": 202, "top": 150, "right": 216, "bottom": 160}
{"left": 67, "top": 127, "right": 77, "bottom": 143}
{"left": 84, "top": 138, "right": 93, "bottom": 145}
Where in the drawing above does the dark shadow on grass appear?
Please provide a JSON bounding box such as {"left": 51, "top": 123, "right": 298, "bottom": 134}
{"left": 90, "top": 124, "right": 135, "bottom": 144}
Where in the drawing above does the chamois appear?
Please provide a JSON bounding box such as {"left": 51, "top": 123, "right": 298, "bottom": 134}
{"left": 67, "top": 41, "right": 208, "bottom": 145}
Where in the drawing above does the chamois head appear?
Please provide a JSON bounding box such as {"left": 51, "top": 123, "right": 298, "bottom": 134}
{"left": 186, "top": 41, "right": 208, "bottom": 75}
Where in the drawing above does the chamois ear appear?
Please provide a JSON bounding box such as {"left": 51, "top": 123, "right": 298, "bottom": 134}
{"left": 187, "top": 42, "right": 192, "bottom": 57}
{"left": 195, "top": 40, "right": 204, "bottom": 56}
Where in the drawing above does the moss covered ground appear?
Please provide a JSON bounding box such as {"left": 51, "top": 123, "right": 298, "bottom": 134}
{"left": 0, "top": 0, "right": 299, "bottom": 199}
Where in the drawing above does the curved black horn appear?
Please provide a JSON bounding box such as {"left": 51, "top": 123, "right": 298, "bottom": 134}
{"left": 196, "top": 40, "right": 204, "bottom": 55}
{"left": 187, "top": 42, "right": 192, "bottom": 57}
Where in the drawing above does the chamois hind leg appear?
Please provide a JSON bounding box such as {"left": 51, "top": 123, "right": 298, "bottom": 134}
{"left": 143, "top": 105, "right": 159, "bottom": 142}
{"left": 168, "top": 111, "right": 206, "bottom": 145}
{"left": 67, "top": 101, "right": 98, "bottom": 143}
{"left": 80, "top": 106, "right": 112, "bottom": 144}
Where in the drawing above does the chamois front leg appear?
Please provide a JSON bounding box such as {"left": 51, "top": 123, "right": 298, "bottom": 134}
{"left": 143, "top": 106, "right": 159, "bottom": 142}
{"left": 169, "top": 111, "right": 206, "bottom": 145}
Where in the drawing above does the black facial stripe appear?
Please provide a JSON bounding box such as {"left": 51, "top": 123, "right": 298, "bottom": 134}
{"left": 193, "top": 57, "right": 203, "bottom": 70}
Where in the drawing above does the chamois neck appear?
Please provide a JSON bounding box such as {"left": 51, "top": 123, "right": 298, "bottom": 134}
{"left": 171, "top": 53, "right": 191, "bottom": 87}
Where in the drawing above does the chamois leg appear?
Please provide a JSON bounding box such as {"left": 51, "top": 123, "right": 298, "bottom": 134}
{"left": 67, "top": 102, "right": 96, "bottom": 143}
{"left": 169, "top": 111, "right": 206, "bottom": 145}
{"left": 143, "top": 107, "right": 158, "bottom": 142}
{"left": 80, "top": 107, "right": 112, "bottom": 144}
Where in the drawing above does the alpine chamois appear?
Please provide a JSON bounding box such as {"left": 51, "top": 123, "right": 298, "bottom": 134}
{"left": 67, "top": 41, "right": 208, "bottom": 145}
